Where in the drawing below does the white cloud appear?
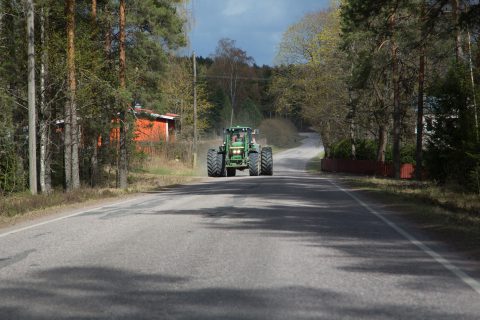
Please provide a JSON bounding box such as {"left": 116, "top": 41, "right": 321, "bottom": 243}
{"left": 191, "top": 0, "right": 330, "bottom": 65}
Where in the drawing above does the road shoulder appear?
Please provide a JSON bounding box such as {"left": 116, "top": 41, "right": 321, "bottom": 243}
{"left": 318, "top": 172, "right": 480, "bottom": 273}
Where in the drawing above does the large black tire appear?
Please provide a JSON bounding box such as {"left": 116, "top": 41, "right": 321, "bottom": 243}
{"left": 249, "top": 152, "right": 260, "bottom": 176}
{"left": 261, "top": 147, "right": 273, "bottom": 175}
{"left": 207, "top": 149, "right": 219, "bottom": 177}
{"left": 216, "top": 152, "right": 226, "bottom": 177}
{"left": 227, "top": 168, "right": 236, "bottom": 177}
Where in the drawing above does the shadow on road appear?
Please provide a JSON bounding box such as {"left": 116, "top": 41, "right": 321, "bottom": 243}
{"left": 153, "top": 177, "right": 459, "bottom": 280}
{"left": 0, "top": 266, "right": 474, "bottom": 319}
{"left": 2, "top": 174, "right": 478, "bottom": 319}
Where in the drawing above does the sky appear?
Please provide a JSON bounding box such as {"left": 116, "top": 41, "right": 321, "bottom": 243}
{"left": 188, "top": 0, "right": 330, "bottom": 66}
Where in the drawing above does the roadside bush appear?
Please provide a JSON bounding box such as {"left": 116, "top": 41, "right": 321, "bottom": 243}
{"left": 424, "top": 65, "right": 479, "bottom": 192}
{"left": 331, "top": 139, "right": 352, "bottom": 159}
{"left": 0, "top": 140, "right": 26, "bottom": 195}
{"left": 331, "top": 139, "right": 377, "bottom": 160}
{"left": 330, "top": 139, "right": 416, "bottom": 164}
{"left": 356, "top": 140, "right": 378, "bottom": 160}
{"left": 385, "top": 144, "right": 416, "bottom": 165}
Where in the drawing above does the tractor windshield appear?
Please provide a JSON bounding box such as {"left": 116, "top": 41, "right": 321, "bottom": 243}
{"left": 229, "top": 128, "right": 251, "bottom": 144}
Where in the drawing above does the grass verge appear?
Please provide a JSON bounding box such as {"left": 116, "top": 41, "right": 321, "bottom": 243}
{"left": 0, "top": 157, "right": 202, "bottom": 229}
{"left": 307, "top": 155, "right": 480, "bottom": 260}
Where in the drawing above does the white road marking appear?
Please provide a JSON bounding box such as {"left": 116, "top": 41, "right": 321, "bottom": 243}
{"left": 0, "top": 196, "right": 147, "bottom": 239}
{"left": 329, "top": 179, "right": 480, "bottom": 295}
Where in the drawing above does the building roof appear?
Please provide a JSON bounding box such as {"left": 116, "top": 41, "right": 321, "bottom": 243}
{"left": 133, "top": 108, "right": 179, "bottom": 121}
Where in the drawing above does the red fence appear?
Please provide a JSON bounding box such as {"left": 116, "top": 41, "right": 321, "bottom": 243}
{"left": 321, "top": 159, "right": 415, "bottom": 179}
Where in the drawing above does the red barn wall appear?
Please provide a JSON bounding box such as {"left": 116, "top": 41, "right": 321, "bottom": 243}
{"left": 134, "top": 118, "right": 167, "bottom": 142}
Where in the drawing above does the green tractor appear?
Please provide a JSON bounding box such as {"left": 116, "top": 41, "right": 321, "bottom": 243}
{"left": 207, "top": 126, "right": 273, "bottom": 177}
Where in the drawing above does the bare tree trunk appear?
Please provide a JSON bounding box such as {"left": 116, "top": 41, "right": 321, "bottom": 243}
{"left": 89, "top": 0, "right": 99, "bottom": 187}
{"left": 0, "top": 4, "right": 3, "bottom": 49}
{"left": 467, "top": 30, "right": 479, "bottom": 142}
{"left": 118, "top": 0, "right": 128, "bottom": 189}
{"left": 348, "top": 90, "right": 356, "bottom": 159}
{"left": 415, "top": 4, "right": 426, "bottom": 180}
{"left": 377, "top": 124, "right": 388, "bottom": 162}
{"left": 104, "top": 3, "right": 112, "bottom": 62}
{"left": 91, "top": 0, "right": 97, "bottom": 21}
{"left": 229, "top": 60, "right": 238, "bottom": 127}
{"left": 27, "top": 0, "right": 37, "bottom": 195}
{"left": 66, "top": 0, "right": 79, "bottom": 190}
{"left": 415, "top": 47, "right": 425, "bottom": 180}
{"left": 193, "top": 51, "right": 197, "bottom": 167}
{"left": 39, "top": 7, "right": 52, "bottom": 193}
{"left": 91, "top": 136, "right": 98, "bottom": 187}
{"left": 391, "top": 13, "right": 401, "bottom": 179}
{"left": 452, "top": 0, "right": 464, "bottom": 62}
{"left": 229, "top": 74, "right": 237, "bottom": 127}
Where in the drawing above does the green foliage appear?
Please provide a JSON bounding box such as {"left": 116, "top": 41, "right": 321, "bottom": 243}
{"left": 235, "top": 98, "right": 263, "bottom": 128}
{"left": 0, "top": 0, "right": 188, "bottom": 193}
{"left": 272, "top": 7, "right": 349, "bottom": 148}
{"left": 0, "top": 140, "right": 26, "bottom": 194}
{"left": 425, "top": 64, "right": 480, "bottom": 189}
{"left": 331, "top": 139, "right": 352, "bottom": 159}
{"left": 203, "top": 38, "right": 277, "bottom": 132}
{"left": 331, "top": 139, "right": 377, "bottom": 161}
{"left": 331, "top": 139, "right": 416, "bottom": 164}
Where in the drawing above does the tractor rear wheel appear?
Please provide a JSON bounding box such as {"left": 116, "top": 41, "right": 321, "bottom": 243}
{"left": 216, "top": 152, "right": 226, "bottom": 177}
{"left": 249, "top": 152, "right": 260, "bottom": 176}
{"left": 207, "top": 149, "right": 218, "bottom": 177}
{"left": 227, "top": 168, "right": 236, "bottom": 177}
{"left": 261, "top": 147, "right": 273, "bottom": 175}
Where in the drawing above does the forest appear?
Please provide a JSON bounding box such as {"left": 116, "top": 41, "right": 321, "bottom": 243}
{"left": 271, "top": 0, "right": 480, "bottom": 192}
{"left": 0, "top": 0, "right": 479, "bottom": 196}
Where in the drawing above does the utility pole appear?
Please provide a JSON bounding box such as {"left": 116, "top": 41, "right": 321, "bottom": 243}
{"left": 27, "top": 0, "right": 37, "bottom": 194}
{"left": 193, "top": 51, "right": 198, "bottom": 168}
{"left": 118, "top": 0, "right": 128, "bottom": 188}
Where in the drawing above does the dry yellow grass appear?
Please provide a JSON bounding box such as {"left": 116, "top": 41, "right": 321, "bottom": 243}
{"left": 0, "top": 150, "right": 204, "bottom": 227}
{"left": 352, "top": 177, "right": 480, "bottom": 214}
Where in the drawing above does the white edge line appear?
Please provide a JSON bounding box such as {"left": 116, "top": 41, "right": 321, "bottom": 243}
{"left": 329, "top": 179, "right": 480, "bottom": 296}
{"left": 0, "top": 196, "right": 147, "bottom": 239}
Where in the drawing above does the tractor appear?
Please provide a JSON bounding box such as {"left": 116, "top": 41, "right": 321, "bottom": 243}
{"left": 207, "top": 126, "right": 273, "bottom": 177}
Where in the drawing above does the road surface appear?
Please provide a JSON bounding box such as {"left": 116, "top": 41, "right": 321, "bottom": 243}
{"left": 1, "top": 133, "right": 479, "bottom": 319}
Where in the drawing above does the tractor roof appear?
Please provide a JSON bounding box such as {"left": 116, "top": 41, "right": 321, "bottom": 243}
{"left": 226, "top": 126, "right": 251, "bottom": 132}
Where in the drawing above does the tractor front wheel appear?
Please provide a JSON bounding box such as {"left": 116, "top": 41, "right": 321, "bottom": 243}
{"left": 249, "top": 152, "right": 260, "bottom": 176}
{"left": 207, "top": 149, "right": 218, "bottom": 177}
{"left": 261, "top": 147, "right": 273, "bottom": 175}
{"left": 216, "top": 152, "right": 226, "bottom": 177}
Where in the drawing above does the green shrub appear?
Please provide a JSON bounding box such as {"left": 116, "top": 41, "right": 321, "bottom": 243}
{"left": 356, "top": 139, "right": 378, "bottom": 160}
{"left": 331, "top": 139, "right": 351, "bottom": 159}
{"left": 330, "top": 139, "right": 415, "bottom": 164}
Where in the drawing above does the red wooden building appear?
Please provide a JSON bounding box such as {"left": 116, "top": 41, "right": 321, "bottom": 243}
{"left": 110, "top": 108, "right": 178, "bottom": 145}
{"left": 133, "top": 108, "right": 178, "bottom": 143}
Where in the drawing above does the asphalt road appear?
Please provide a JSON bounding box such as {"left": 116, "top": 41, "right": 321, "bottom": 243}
{"left": 1, "top": 133, "right": 479, "bottom": 319}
